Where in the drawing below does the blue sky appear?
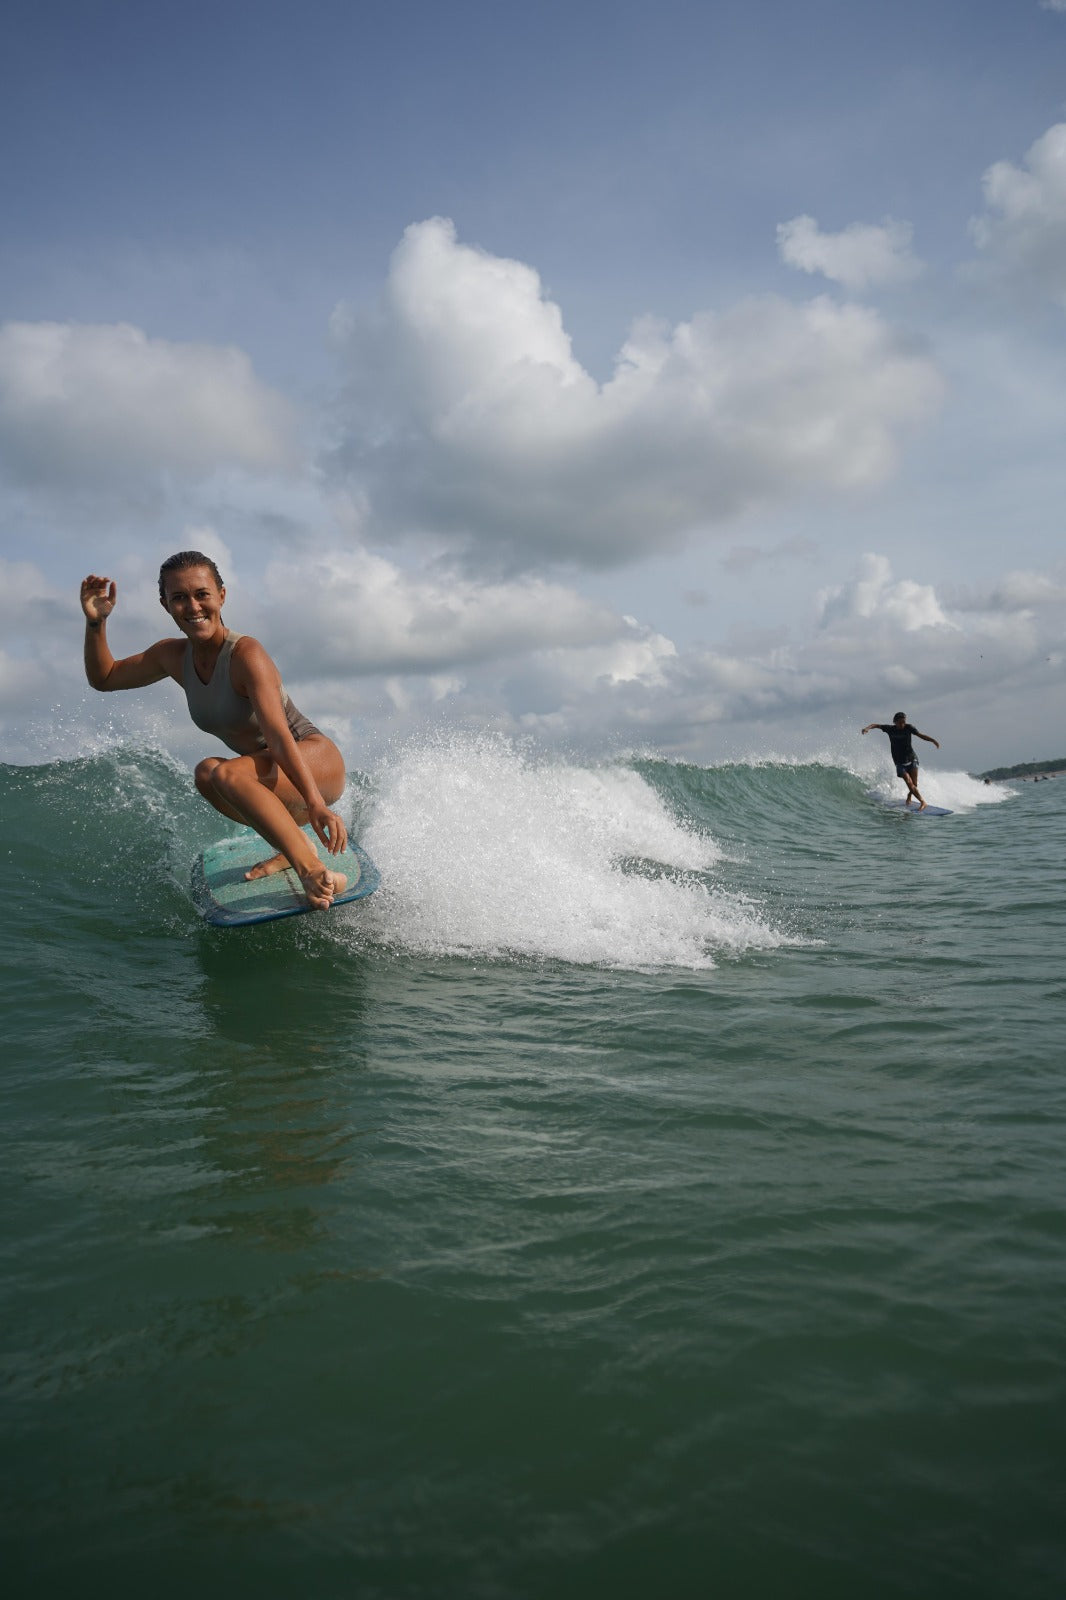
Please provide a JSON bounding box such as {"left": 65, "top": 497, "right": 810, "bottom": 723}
{"left": 2, "top": 0, "right": 1065, "bottom": 768}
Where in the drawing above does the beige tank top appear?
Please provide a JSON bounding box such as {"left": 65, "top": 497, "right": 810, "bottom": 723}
{"left": 182, "top": 630, "right": 320, "bottom": 754}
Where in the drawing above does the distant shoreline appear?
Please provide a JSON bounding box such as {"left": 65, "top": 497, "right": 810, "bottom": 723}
{"left": 977, "top": 760, "right": 1066, "bottom": 781}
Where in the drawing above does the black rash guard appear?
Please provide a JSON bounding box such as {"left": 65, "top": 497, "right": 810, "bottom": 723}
{"left": 878, "top": 723, "right": 918, "bottom": 766}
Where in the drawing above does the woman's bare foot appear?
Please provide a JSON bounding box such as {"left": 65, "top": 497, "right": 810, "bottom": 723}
{"left": 297, "top": 864, "right": 348, "bottom": 910}
{"left": 244, "top": 852, "right": 289, "bottom": 880}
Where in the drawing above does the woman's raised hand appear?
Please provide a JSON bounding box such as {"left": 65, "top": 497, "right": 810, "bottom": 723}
{"left": 81, "top": 574, "right": 117, "bottom": 624}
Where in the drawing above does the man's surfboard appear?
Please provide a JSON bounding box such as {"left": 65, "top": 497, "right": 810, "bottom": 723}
{"left": 881, "top": 799, "right": 953, "bottom": 817}
{"left": 192, "top": 828, "right": 380, "bottom": 927}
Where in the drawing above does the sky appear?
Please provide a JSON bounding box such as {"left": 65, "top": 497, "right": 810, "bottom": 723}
{"left": 2, "top": 0, "right": 1065, "bottom": 771}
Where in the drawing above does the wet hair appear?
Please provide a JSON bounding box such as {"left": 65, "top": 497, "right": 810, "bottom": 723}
{"left": 158, "top": 550, "right": 224, "bottom": 601}
{"left": 893, "top": 712, "right": 907, "bottom": 724}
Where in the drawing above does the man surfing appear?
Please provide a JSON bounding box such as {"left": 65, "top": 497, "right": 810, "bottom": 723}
{"left": 861, "top": 713, "right": 940, "bottom": 810}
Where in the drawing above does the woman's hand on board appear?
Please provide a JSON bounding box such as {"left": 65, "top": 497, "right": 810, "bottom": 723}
{"left": 307, "top": 801, "right": 348, "bottom": 857}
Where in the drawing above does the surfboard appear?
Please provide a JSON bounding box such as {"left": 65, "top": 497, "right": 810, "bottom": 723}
{"left": 881, "top": 800, "right": 953, "bottom": 817}
{"left": 192, "top": 828, "right": 380, "bottom": 927}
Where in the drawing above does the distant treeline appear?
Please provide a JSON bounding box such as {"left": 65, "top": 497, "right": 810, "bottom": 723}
{"left": 978, "top": 759, "right": 1066, "bottom": 780}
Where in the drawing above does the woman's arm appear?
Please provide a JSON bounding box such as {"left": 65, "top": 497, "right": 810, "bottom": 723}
{"left": 861, "top": 724, "right": 882, "bottom": 735}
{"left": 234, "top": 637, "right": 348, "bottom": 854}
{"left": 80, "top": 575, "right": 181, "bottom": 691}
{"left": 915, "top": 730, "right": 940, "bottom": 748}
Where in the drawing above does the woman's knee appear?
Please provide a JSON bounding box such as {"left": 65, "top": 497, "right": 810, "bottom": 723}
{"left": 209, "top": 758, "right": 252, "bottom": 802}
{"left": 194, "top": 757, "right": 223, "bottom": 795}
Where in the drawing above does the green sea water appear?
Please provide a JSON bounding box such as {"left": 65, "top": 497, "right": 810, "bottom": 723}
{"left": 2, "top": 739, "right": 1063, "bottom": 1598}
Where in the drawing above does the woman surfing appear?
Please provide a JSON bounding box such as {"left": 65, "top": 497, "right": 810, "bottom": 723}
{"left": 81, "top": 551, "right": 349, "bottom": 910}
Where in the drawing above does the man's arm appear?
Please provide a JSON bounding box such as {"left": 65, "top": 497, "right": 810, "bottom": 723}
{"left": 860, "top": 724, "right": 886, "bottom": 735}
{"left": 914, "top": 730, "right": 940, "bottom": 749}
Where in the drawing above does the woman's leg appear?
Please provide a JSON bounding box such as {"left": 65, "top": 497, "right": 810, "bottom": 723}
{"left": 194, "top": 757, "right": 247, "bottom": 824}
{"left": 251, "top": 738, "right": 345, "bottom": 879}
{"left": 197, "top": 737, "right": 347, "bottom": 881}
{"left": 195, "top": 738, "right": 348, "bottom": 908}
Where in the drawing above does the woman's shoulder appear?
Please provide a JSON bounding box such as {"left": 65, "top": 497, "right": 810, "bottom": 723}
{"left": 228, "top": 632, "right": 281, "bottom": 683}
{"left": 229, "top": 630, "right": 269, "bottom": 660}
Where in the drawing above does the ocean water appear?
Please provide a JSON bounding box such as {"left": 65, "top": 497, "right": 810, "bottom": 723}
{"left": 2, "top": 738, "right": 1063, "bottom": 1599}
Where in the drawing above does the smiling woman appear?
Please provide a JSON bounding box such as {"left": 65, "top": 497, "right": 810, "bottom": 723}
{"left": 79, "top": 552, "right": 350, "bottom": 910}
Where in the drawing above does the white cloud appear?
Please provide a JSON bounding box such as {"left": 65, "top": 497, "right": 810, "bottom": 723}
{"left": 777, "top": 215, "right": 923, "bottom": 292}
{"left": 507, "top": 555, "right": 1064, "bottom": 760}
{"left": 968, "top": 122, "right": 1066, "bottom": 304}
{"left": 818, "top": 553, "right": 956, "bottom": 632}
{"left": 1039, "top": 2, "right": 1066, "bottom": 13}
{"left": 0, "top": 321, "right": 297, "bottom": 488}
{"left": 987, "top": 570, "right": 1066, "bottom": 608}
{"left": 293, "top": 549, "right": 1061, "bottom": 771}
{"left": 259, "top": 546, "right": 629, "bottom": 676}
{"left": 519, "top": 624, "right": 678, "bottom": 705}
{"left": 4, "top": 541, "right": 1064, "bottom": 773}
{"left": 331, "top": 218, "right": 943, "bottom": 569}
{"left": 951, "top": 569, "right": 1066, "bottom": 612}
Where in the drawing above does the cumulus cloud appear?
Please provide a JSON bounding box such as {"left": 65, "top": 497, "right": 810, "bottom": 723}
{"left": 951, "top": 568, "right": 1066, "bottom": 612}
{"left": 330, "top": 218, "right": 943, "bottom": 569}
{"left": 0, "top": 321, "right": 297, "bottom": 488}
{"left": 258, "top": 546, "right": 630, "bottom": 676}
{"left": 4, "top": 536, "right": 1063, "bottom": 772}
{"left": 270, "top": 548, "right": 1060, "bottom": 772}
{"left": 777, "top": 215, "right": 923, "bottom": 292}
{"left": 817, "top": 553, "right": 956, "bottom": 632}
{"left": 530, "top": 625, "right": 678, "bottom": 695}
{"left": 968, "top": 122, "right": 1066, "bottom": 303}
{"left": 506, "top": 555, "right": 1064, "bottom": 758}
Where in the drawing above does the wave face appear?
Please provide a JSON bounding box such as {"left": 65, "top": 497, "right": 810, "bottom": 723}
{"left": 0, "top": 737, "right": 1012, "bottom": 970}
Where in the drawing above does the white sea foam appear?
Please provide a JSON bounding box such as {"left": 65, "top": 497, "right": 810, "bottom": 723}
{"left": 347, "top": 735, "right": 785, "bottom": 969}
{"left": 697, "top": 741, "right": 1015, "bottom": 815}
{"left": 732, "top": 739, "right": 1015, "bottom": 814}
{"left": 863, "top": 767, "right": 1013, "bottom": 812}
